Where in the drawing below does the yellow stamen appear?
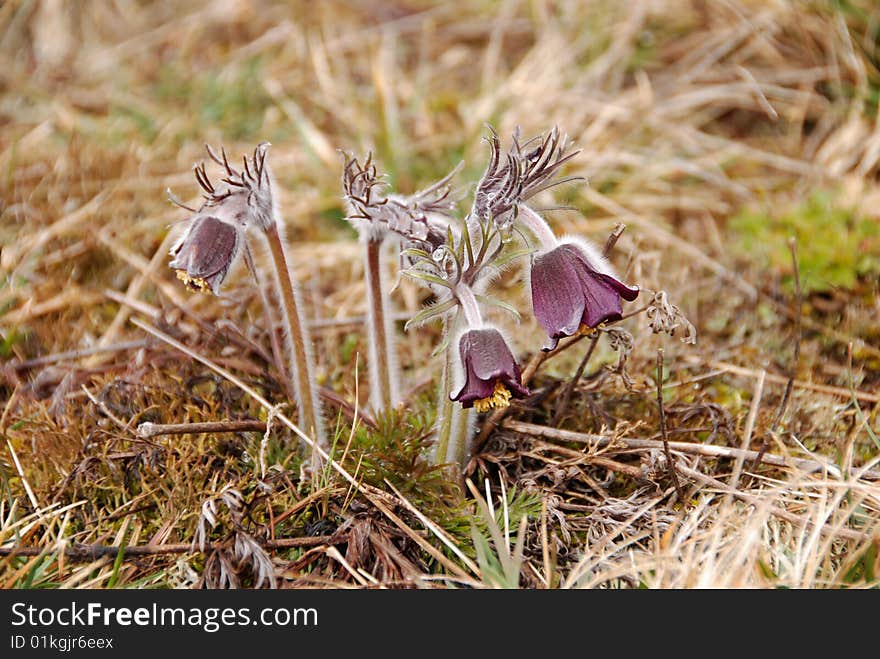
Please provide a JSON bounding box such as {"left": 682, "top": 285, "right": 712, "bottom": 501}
{"left": 577, "top": 322, "right": 605, "bottom": 337}
{"left": 175, "top": 270, "right": 213, "bottom": 294}
{"left": 473, "top": 381, "right": 512, "bottom": 413}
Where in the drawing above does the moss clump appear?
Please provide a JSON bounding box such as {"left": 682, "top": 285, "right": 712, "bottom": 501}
{"left": 729, "top": 190, "right": 880, "bottom": 294}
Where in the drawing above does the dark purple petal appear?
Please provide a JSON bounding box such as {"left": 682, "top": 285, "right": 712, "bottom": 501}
{"left": 573, "top": 268, "right": 625, "bottom": 328}
{"left": 530, "top": 243, "right": 640, "bottom": 350}
{"left": 451, "top": 375, "right": 496, "bottom": 407}
{"left": 451, "top": 328, "right": 529, "bottom": 407}
{"left": 170, "top": 215, "right": 240, "bottom": 294}
{"left": 462, "top": 329, "right": 509, "bottom": 380}
{"left": 170, "top": 216, "right": 238, "bottom": 277}
{"left": 560, "top": 244, "right": 640, "bottom": 302}
{"left": 506, "top": 371, "right": 530, "bottom": 399}
{"left": 598, "top": 272, "right": 640, "bottom": 302}
{"left": 530, "top": 249, "right": 586, "bottom": 341}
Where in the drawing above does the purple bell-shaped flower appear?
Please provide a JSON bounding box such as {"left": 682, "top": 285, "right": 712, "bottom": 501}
{"left": 531, "top": 241, "right": 639, "bottom": 351}
{"left": 169, "top": 215, "right": 242, "bottom": 295}
{"left": 450, "top": 327, "right": 530, "bottom": 412}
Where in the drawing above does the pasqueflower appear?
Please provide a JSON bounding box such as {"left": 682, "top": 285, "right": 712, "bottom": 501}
{"left": 450, "top": 328, "right": 529, "bottom": 412}
{"left": 169, "top": 214, "right": 242, "bottom": 295}
{"left": 531, "top": 242, "right": 639, "bottom": 351}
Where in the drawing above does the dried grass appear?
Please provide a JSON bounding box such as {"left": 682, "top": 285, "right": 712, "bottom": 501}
{"left": 1, "top": 0, "right": 878, "bottom": 589}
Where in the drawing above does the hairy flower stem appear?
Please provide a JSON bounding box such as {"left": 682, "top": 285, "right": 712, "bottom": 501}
{"left": 364, "top": 237, "right": 399, "bottom": 412}
{"left": 517, "top": 204, "right": 558, "bottom": 250}
{"left": 433, "top": 300, "right": 478, "bottom": 477}
{"left": 263, "top": 223, "right": 325, "bottom": 448}
{"left": 243, "top": 243, "right": 292, "bottom": 402}
{"left": 433, "top": 317, "right": 457, "bottom": 467}
{"left": 449, "top": 405, "right": 474, "bottom": 475}
{"left": 456, "top": 284, "right": 483, "bottom": 328}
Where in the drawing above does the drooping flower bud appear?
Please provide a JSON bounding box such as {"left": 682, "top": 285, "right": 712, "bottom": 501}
{"left": 531, "top": 241, "right": 639, "bottom": 351}
{"left": 450, "top": 327, "right": 529, "bottom": 412}
{"left": 169, "top": 215, "right": 242, "bottom": 295}
{"left": 168, "top": 143, "right": 278, "bottom": 294}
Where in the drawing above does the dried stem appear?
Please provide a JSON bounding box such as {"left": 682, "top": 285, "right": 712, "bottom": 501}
{"left": 263, "top": 223, "right": 324, "bottom": 447}
{"left": 501, "top": 420, "right": 880, "bottom": 481}
{"left": 0, "top": 535, "right": 337, "bottom": 560}
{"left": 551, "top": 335, "right": 600, "bottom": 425}
{"left": 602, "top": 222, "right": 626, "bottom": 256}
{"left": 137, "top": 420, "right": 267, "bottom": 438}
{"left": 752, "top": 237, "right": 801, "bottom": 471}
{"left": 656, "top": 349, "right": 685, "bottom": 502}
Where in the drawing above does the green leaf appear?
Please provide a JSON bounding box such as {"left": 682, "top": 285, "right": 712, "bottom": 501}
{"left": 107, "top": 541, "right": 127, "bottom": 588}
{"left": 756, "top": 559, "right": 778, "bottom": 581}
{"left": 843, "top": 543, "right": 876, "bottom": 584}
{"left": 492, "top": 247, "right": 535, "bottom": 270}
{"left": 402, "top": 270, "right": 452, "bottom": 289}
{"left": 404, "top": 298, "right": 458, "bottom": 331}
{"left": 475, "top": 294, "right": 522, "bottom": 321}
{"left": 454, "top": 237, "right": 464, "bottom": 265}
{"left": 461, "top": 219, "right": 475, "bottom": 269}
{"left": 401, "top": 248, "right": 433, "bottom": 261}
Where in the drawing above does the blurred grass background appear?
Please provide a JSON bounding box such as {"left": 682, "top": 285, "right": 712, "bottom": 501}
{"left": 1, "top": 0, "right": 879, "bottom": 588}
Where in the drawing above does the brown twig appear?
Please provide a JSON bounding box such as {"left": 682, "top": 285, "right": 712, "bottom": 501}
{"left": 602, "top": 222, "right": 626, "bottom": 256}
{"left": 136, "top": 399, "right": 376, "bottom": 440}
{"left": 0, "top": 535, "right": 338, "bottom": 560}
{"left": 10, "top": 340, "right": 149, "bottom": 372}
{"left": 551, "top": 335, "right": 600, "bottom": 425}
{"left": 530, "top": 441, "right": 645, "bottom": 478}
{"left": 137, "top": 419, "right": 268, "bottom": 438}
{"left": 656, "top": 349, "right": 685, "bottom": 502}
{"left": 752, "top": 237, "right": 801, "bottom": 471}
